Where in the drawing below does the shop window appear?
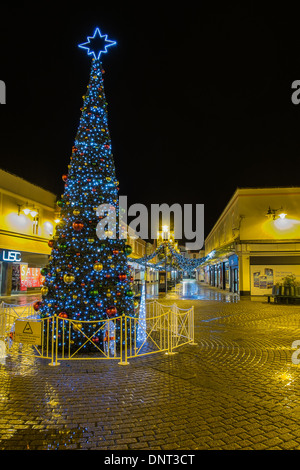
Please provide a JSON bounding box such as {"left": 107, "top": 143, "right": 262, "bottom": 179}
{"left": 32, "top": 216, "right": 39, "bottom": 235}
{"left": 12, "top": 264, "right": 21, "bottom": 292}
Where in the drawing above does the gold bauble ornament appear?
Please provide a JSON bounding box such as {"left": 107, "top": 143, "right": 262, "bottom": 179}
{"left": 63, "top": 273, "right": 75, "bottom": 284}
{"left": 93, "top": 263, "right": 103, "bottom": 271}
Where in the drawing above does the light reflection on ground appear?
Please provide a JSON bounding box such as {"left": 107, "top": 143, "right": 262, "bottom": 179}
{"left": 165, "top": 280, "right": 239, "bottom": 303}
{"left": 0, "top": 280, "right": 238, "bottom": 306}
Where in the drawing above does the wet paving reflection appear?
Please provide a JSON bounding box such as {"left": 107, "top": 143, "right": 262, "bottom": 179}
{"left": 166, "top": 280, "right": 239, "bottom": 303}
{"left": 0, "top": 293, "right": 42, "bottom": 306}
{"left": 0, "top": 425, "right": 86, "bottom": 450}
{"left": 0, "top": 281, "right": 238, "bottom": 306}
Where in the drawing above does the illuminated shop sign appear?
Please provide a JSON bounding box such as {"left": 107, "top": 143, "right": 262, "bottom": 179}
{"left": 0, "top": 250, "right": 22, "bottom": 262}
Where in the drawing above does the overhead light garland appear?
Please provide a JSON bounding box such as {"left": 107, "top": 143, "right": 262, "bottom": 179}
{"left": 128, "top": 242, "right": 206, "bottom": 273}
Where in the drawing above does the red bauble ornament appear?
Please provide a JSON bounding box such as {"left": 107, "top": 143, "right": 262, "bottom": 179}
{"left": 62, "top": 175, "right": 68, "bottom": 182}
{"left": 92, "top": 336, "right": 99, "bottom": 343}
{"left": 72, "top": 221, "right": 84, "bottom": 231}
{"left": 48, "top": 240, "right": 55, "bottom": 248}
{"left": 118, "top": 273, "right": 127, "bottom": 281}
{"left": 33, "top": 301, "right": 42, "bottom": 311}
{"left": 113, "top": 249, "right": 119, "bottom": 255}
{"left": 58, "top": 312, "right": 68, "bottom": 318}
{"left": 106, "top": 307, "right": 117, "bottom": 318}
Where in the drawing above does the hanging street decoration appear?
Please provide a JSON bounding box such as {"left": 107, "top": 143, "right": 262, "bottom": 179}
{"left": 128, "top": 242, "right": 206, "bottom": 273}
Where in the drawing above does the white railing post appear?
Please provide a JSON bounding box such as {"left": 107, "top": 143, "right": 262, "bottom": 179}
{"left": 49, "top": 315, "right": 60, "bottom": 367}
{"left": 118, "top": 315, "right": 130, "bottom": 366}
{"left": 189, "top": 306, "right": 197, "bottom": 346}
{"left": 165, "top": 308, "right": 177, "bottom": 356}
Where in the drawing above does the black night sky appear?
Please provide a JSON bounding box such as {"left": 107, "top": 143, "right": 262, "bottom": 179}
{"left": 1, "top": 3, "right": 300, "bottom": 241}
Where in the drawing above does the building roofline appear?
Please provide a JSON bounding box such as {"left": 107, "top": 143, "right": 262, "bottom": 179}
{"left": 0, "top": 167, "right": 57, "bottom": 198}
{"left": 205, "top": 186, "right": 300, "bottom": 242}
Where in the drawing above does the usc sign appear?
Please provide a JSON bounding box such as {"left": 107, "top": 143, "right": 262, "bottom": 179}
{"left": 0, "top": 250, "right": 22, "bottom": 262}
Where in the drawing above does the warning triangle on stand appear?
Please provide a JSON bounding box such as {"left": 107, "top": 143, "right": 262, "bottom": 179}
{"left": 23, "top": 322, "right": 33, "bottom": 334}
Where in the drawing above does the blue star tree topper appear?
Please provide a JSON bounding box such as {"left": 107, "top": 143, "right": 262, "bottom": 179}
{"left": 78, "top": 28, "right": 117, "bottom": 60}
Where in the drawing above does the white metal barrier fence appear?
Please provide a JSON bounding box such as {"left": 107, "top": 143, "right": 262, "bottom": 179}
{"left": 0, "top": 301, "right": 53, "bottom": 362}
{"left": 0, "top": 300, "right": 196, "bottom": 366}
{"left": 0, "top": 301, "right": 36, "bottom": 338}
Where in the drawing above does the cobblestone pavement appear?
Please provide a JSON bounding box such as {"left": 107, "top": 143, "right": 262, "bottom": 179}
{"left": 1, "top": 283, "right": 300, "bottom": 450}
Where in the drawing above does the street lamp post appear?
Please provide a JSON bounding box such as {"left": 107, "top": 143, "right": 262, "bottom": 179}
{"left": 165, "top": 246, "right": 168, "bottom": 294}
{"left": 144, "top": 242, "right": 148, "bottom": 299}
{"left": 162, "top": 226, "right": 169, "bottom": 294}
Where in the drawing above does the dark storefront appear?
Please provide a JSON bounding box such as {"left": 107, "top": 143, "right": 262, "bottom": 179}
{"left": 208, "top": 261, "right": 230, "bottom": 291}
{"left": 0, "top": 249, "right": 48, "bottom": 296}
{"left": 229, "top": 254, "right": 239, "bottom": 293}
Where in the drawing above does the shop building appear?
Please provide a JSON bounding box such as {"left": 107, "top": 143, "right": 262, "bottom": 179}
{"left": 0, "top": 169, "right": 57, "bottom": 296}
{"left": 200, "top": 187, "right": 300, "bottom": 296}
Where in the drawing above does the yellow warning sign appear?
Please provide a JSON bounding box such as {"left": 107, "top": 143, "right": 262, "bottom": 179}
{"left": 23, "top": 322, "right": 33, "bottom": 334}
{"left": 14, "top": 320, "right": 42, "bottom": 345}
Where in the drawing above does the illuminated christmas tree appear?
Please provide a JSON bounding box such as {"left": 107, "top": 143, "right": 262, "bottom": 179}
{"left": 38, "top": 28, "right": 135, "bottom": 351}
